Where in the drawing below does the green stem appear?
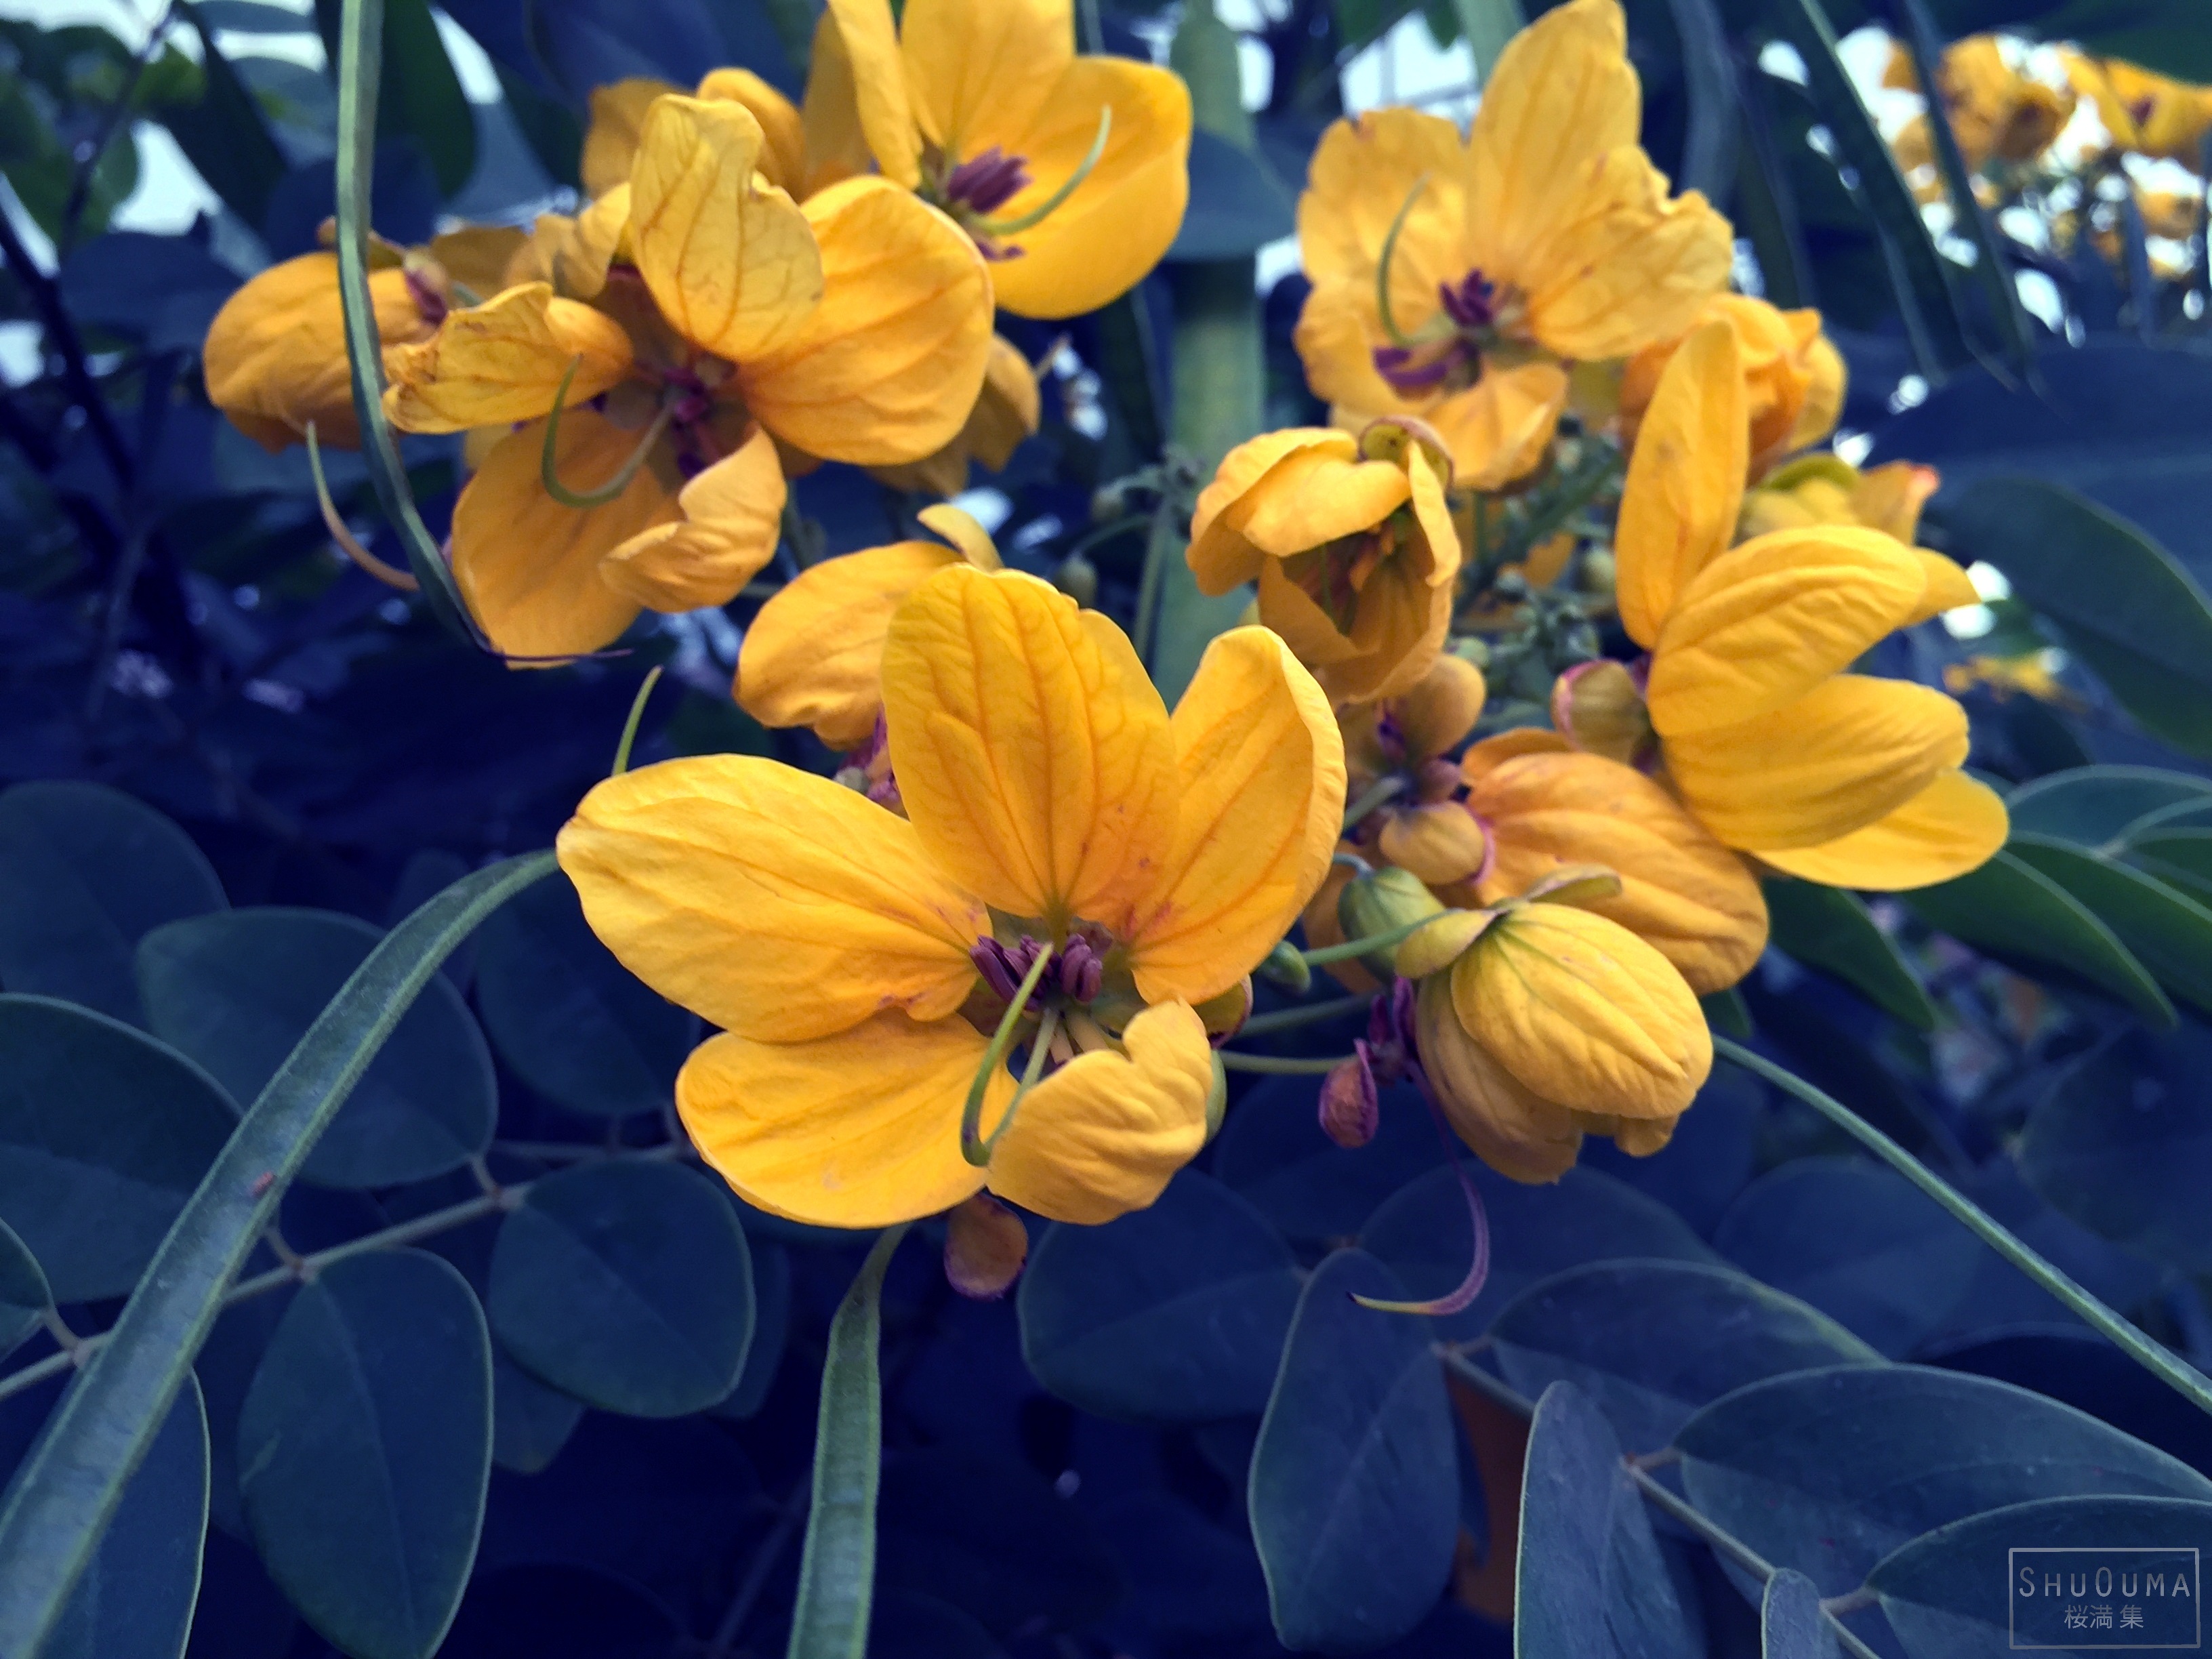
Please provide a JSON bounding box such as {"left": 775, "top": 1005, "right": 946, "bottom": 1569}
{"left": 961, "top": 950, "right": 1054, "bottom": 1166}
{"left": 1298, "top": 911, "right": 1450, "bottom": 968}
{"left": 1714, "top": 1037, "right": 2212, "bottom": 1421}
{"left": 975, "top": 108, "right": 1111, "bottom": 237}
{"left": 541, "top": 358, "right": 675, "bottom": 509}
{"left": 785, "top": 1225, "right": 907, "bottom": 1659}
{"left": 611, "top": 665, "right": 664, "bottom": 777}
{"left": 1374, "top": 175, "right": 1433, "bottom": 348}
{"left": 1218, "top": 1052, "right": 1352, "bottom": 1075}
{"left": 1240, "top": 994, "right": 1373, "bottom": 1037}
{"left": 1342, "top": 775, "right": 1407, "bottom": 833}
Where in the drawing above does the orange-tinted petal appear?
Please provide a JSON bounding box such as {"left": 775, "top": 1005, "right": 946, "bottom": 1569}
{"left": 823, "top": 0, "right": 921, "bottom": 186}
{"left": 382, "top": 283, "right": 634, "bottom": 434}
{"left": 599, "top": 424, "right": 786, "bottom": 611}
{"left": 1379, "top": 802, "right": 1492, "bottom": 885}
{"left": 582, "top": 77, "right": 680, "bottom": 199}
{"left": 1615, "top": 319, "right": 1745, "bottom": 648}
{"left": 1757, "top": 769, "right": 2008, "bottom": 890}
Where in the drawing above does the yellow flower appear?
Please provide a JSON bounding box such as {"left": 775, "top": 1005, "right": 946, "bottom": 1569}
{"left": 1407, "top": 883, "right": 1711, "bottom": 1183}
{"left": 384, "top": 94, "right": 992, "bottom": 659}
{"left": 800, "top": 0, "right": 1191, "bottom": 319}
{"left": 1618, "top": 293, "right": 1844, "bottom": 480}
{"left": 1888, "top": 37, "right": 2075, "bottom": 170}
{"left": 737, "top": 503, "right": 1003, "bottom": 750}
{"left": 1188, "top": 419, "right": 1462, "bottom": 703}
{"left": 1291, "top": 0, "right": 1730, "bottom": 489}
{"left": 558, "top": 565, "right": 1346, "bottom": 1227}
{"left": 1738, "top": 454, "right": 1941, "bottom": 546}
{"left": 2064, "top": 52, "right": 2212, "bottom": 165}
{"left": 1591, "top": 319, "right": 2008, "bottom": 890}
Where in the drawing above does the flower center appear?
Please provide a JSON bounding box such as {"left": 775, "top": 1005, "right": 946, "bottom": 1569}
{"left": 943, "top": 146, "right": 1033, "bottom": 217}
{"left": 1371, "top": 270, "right": 1498, "bottom": 396}
{"left": 970, "top": 933, "right": 1106, "bottom": 1010}
{"left": 1282, "top": 515, "right": 1404, "bottom": 634}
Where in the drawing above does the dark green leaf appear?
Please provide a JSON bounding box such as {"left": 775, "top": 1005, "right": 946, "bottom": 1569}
{"left": 487, "top": 1159, "right": 753, "bottom": 1418}
{"left": 489, "top": 1349, "right": 583, "bottom": 1477}
{"left": 1214, "top": 1078, "right": 1443, "bottom": 1246}
{"left": 1763, "top": 879, "right": 1936, "bottom": 1030}
{"left": 472, "top": 873, "right": 696, "bottom": 1120}
{"left": 46, "top": 1374, "right": 207, "bottom": 1659}
{"left": 239, "top": 1250, "right": 491, "bottom": 1659}
{"left": 714, "top": 1235, "right": 787, "bottom": 1420}
{"left": 2127, "top": 827, "right": 2212, "bottom": 907}
{"left": 1018, "top": 1170, "right": 1300, "bottom": 1424}
{"left": 161, "top": 7, "right": 287, "bottom": 225}
{"left": 138, "top": 908, "right": 497, "bottom": 1188}
{"left": 2018, "top": 1025, "right": 2212, "bottom": 1273}
{"left": 0, "top": 994, "right": 238, "bottom": 1302}
{"left": 1167, "top": 130, "right": 1294, "bottom": 262}
{"left": 0, "top": 1216, "right": 47, "bottom": 1364}
{"left": 2007, "top": 765, "right": 2212, "bottom": 848}
{"left": 1714, "top": 1159, "right": 1985, "bottom": 1357}
{"left": 1248, "top": 1248, "right": 1457, "bottom": 1653}
{"left": 1515, "top": 1380, "right": 1698, "bottom": 1659}
{"left": 195, "top": 1, "right": 315, "bottom": 29}
{"left": 0, "top": 853, "right": 552, "bottom": 1659}
{"left": 2008, "top": 835, "right": 2212, "bottom": 1017}
{"left": 1902, "top": 848, "right": 2175, "bottom": 1027}
{"left": 1761, "top": 1569, "right": 1839, "bottom": 1659}
{"left": 1361, "top": 1162, "right": 1715, "bottom": 1341}
{"left": 1943, "top": 476, "right": 2212, "bottom": 754}
{"left": 1675, "top": 1365, "right": 2212, "bottom": 1595}
{"left": 1868, "top": 1494, "right": 2212, "bottom": 1658}
{"left": 1489, "top": 1259, "right": 1881, "bottom": 1453}
{"left": 0, "top": 779, "right": 226, "bottom": 1025}
{"left": 491, "top": 67, "right": 581, "bottom": 190}
{"left": 869, "top": 1591, "right": 1008, "bottom": 1659}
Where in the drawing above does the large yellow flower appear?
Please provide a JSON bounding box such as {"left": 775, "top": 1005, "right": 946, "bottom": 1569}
{"left": 383, "top": 94, "right": 991, "bottom": 657}
{"left": 1589, "top": 319, "right": 2008, "bottom": 890}
{"left": 1292, "top": 0, "right": 1730, "bottom": 489}
{"left": 1188, "top": 419, "right": 1461, "bottom": 703}
{"left": 1886, "top": 37, "right": 2075, "bottom": 171}
{"left": 559, "top": 565, "right": 1346, "bottom": 1227}
{"left": 2063, "top": 52, "right": 2212, "bottom": 165}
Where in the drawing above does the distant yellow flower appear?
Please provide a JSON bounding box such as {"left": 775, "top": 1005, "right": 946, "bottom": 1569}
{"left": 1738, "top": 454, "right": 1940, "bottom": 547}
{"left": 1590, "top": 319, "right": 2008, "bottom": 891}
{"left": 2064, "top": 52, "right": 2212, "bottom": 165}
{"left": 1188, "top": 419, "right": 1462, "bottom": 703}
{"left": 383, "top": 94, "right": 991, "bottom": 658}
{"left": 1944, "top": 650, "right": 2081, "bottom": 709}
{"left": 560, "top": 565, "right": 1346, "bottom": 1227}
{"left": 1619, "top": 293, "right": 1844, "bottom": 480}
{"left": 737, "top": 502, "right": 1003, "bottom": 750}
{"left": 1292, "top": 0, "right": 1730, "bottom": 489}
{"left": 1887, "top": 37, "right": 2074, "bottom": 170}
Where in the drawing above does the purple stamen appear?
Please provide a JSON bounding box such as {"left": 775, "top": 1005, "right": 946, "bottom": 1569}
{"left": 944, "top": 146, "right": 1032, "bottom": 216}
{"left": 970, "top": 939, "right": 1023, "bottom": 1003}
{"left": 1438, "top": 270, "right": 1496, "bottom": 331}
{"left": 1058, "top": 937, "right": 1105, "bottom": 1003}
{"left": 403, "top": 267, "right": 447, "bottom": 326}
{"left": 1374, "top": 705, "right": 1408, "bottom": 767}
{"left": 1370, "top": 344, "right": 1456, "bottom": 394}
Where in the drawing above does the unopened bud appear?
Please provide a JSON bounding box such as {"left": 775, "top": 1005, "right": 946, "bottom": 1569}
{"left": 1257, "top": 939, "right": 1312, "bottom": 995}
{"left": 945, "top": 1193, "right": 1028, "bottom": 1299}
{"left": 1338, "top": 866, "right": 1444, "bottom": 981}
{"left": 1054, "top": 552, "right": 1099, "bottom": 606}
{"left": 1319, "top": 1049, "right": 1380, "bottom": 1147}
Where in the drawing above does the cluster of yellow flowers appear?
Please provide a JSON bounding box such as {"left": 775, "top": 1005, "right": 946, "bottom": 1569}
{"left": 197, "top": 0, "right": 2011, "bottom": 1237}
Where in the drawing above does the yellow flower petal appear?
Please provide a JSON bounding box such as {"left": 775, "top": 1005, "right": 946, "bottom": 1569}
{"left": 983, "top": 57, "right": 1193, "bottom": 320}
{"left": 1292, "top": 279, "right": 1408, "bottom": 418}
{"left": 599, "top": 424, "right": 786, "bottom": 612}
{"left": 1378, "top": 802, "right": 1492, "bottom": 885}
{"left": 899, "top": 0, "right": 1069, "bottom": 159}
{"left": 1298, "top": 106, "right": 1468, "bottom": 294}
{"left": 1757, "top": 770, "right": 2009, "bottom": 891}
{"left": 1188, "top": 429, "right": 1379, "bottom": 593}
{"left": 553, "top": 184, "right": 632, "bottom": 301}
{"left": 882, "top": 565, "right": 1179, "bottom": 930}
{"left": 1903, "top": 550, "right": 1980, "bottom": 626}
{"left": 582, "top": 77, "right": 680, "bottom": 199}
{"left": 1468, "top": 751, "right": 1767, "bottom": 994}
{"left": 916, "top": 501, "right": 1001, "bottom": 567}
{"left": 630, "top": 94, "right": 824, "bottom": 365}
{"left": 1389, "top": 652, "right": 1489, "bottom": 765}
{"left": 558, "top": 753, "right": 988, "bottom": 1040}
{"left": 737, "top": 541, "right": 964, "bottom": 748}
{"left": 1646, "top": 527, "right": 1930, "bottom": 737}
{"left": 800, "top": 7, "right": 876, "bottom": 194}
{"left": 1853, "top": 462, "right": 1940, "bottom": 546}
{"left": 382, "top": 282, "right": 634, "bottom": 434}
{"left": 1664, "top": 674, "right": 1971, "bottom": 851}
{"left": 426, "top": 226, "right": 530, "bottom": 304}
{"left": 1453, "top": 901, "right": 1711, "bottom": 1119}
{"left": 1788, "top": 331, "right": 1845, "bottom": 456}
{"left": 1426, "top": 361, "right": 1569, "bottom": 492}
{"left": 203, "top": 253, "right": 433, "bottom": 450}
{"left": 695, "top": 67, "right": 807, "bottom": 193}
{"left": 985, "top": 1000, "right": 1212, "bottom": 1224}
{"left": 1615, "top": 319, "right": 1746, "bottom": 649}
{"left": 1414, "top": 976, "right": 1583, "bottom": 1183}
{"left": 740, "top": 178, "right": 993, "bottom": 466}
{"left": 677, "top": 1014, "right": 1008, "bottom": 1227}
{"left": 451, "top": 416, "right": 678, "bottom": 658}
{"left": 1460, "top": 727, "right": 1570, "bottom": 783}
{"left": 966, "top": 336, "right": 1044, "bottom": 470}
{"left": 823, "top": 0, "right": 921, "bottom": 187}
{"left": 1125, "top": 628, "right": 1347, "bottom": 1003}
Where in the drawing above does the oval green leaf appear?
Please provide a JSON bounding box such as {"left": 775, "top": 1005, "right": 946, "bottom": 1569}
{"left": 138, "top": 907, "right": 497, "bottom": 1188}
{"left": 489, "top": 1348, "right": 583, "bottom": 1477}
{"left": 487, "top": 1159, "right": 754, "bottom": 1418}
{"left": 0, "top": 1215, "right": 50, "bottom": 1364}
{"left": 0, "top": 994, "right": 238, "bottom": 1301}
{"left": 1763, "top": 878, "right": 1936, "bottom": 1030}
{"left": 1018, "top": 1169, "right": 1300, "bottom": 1424}
{"left": 2008, "top": 834, "right": 2212, "bottom": 1017}
{"left": 238, "top": 1250, "right": 491, "bottom": 1659}
{"left": 1676, "top": 1365, "right": 2212, "bottom": 1597}
{"left": 1248, "top": 1248, "right": 1457, "bottom": 1654}
{"left": 714, "top": 1235, "right": 787, "bottom": 1421}
{"left": 0, "top": 780, "right": 226, "bottom": 1025}
{"left": 1762, "top": 1568, "right": 1839, "bottom": 1659}
{"left": 2007, "top": 766, "right": 2212, "bottom": 850}
{"left": 1213, "top": 1078, "right": 1443, "bottom": 1245}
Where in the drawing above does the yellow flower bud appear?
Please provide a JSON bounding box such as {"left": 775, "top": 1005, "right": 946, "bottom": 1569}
{"left": 1337, "top": 865, "right": 1444, "bottom": 980}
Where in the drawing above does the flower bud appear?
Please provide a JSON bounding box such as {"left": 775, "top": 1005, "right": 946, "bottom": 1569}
{"left": 945, "top": 1193, "right": 1029, "bottom": 1299}
{"left": 1318, "top": 1050, "right": 1380, "bottom": 1147}
{"left": 1551, "top": 659, "right": 1656, "bottom": 770}
{"left": 1257, "top": 939, "right": 1313, "bottom": 995}
{"left": 1053, "top": 551, "right": 1099, "bottom": 606}
{"left": 1337, "top": 866, "right": 1444, "bottom": 981}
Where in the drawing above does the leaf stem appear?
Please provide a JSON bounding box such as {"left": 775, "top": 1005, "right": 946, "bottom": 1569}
{"left": 1217, "top": 1051, "right": 1351, "bottom": 1075}
{"left": 1298, "top": 911, "right": 1451, "bottom": 968}
{"left": 1240, "top": 994, "right": 1373, "bottom": 1037}
{"left": 1713, "top": 1036, "right": 2212, "bottom": 1422}
{"left": 1341, "top": 774, "right": 1407, "bottom": 832}
{"left": 611, "top": 665, "right": 665, "bottom": 777}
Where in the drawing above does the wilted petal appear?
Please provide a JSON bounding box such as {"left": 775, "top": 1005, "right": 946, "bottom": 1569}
{"left": 1126, "top": 628, "right": 1347, "bottom": 1003}
{"left": 985, "top": 1001, "right": 1213, "bottom": 1224}
{"left": 383, "top": 282, "right": 634, "bottom": 434}
{"left": 1665, "top": 674, "right": 1971, "bottom": 851}
{"left": 677, "top": 1013, "right": 1009, "bottom": 1227}
{"left": 741, "top": 179, "right": 993, "bottom": 466}
{"left": 882, "top": 565, "right": 1179, "bottom": 929}
{"left": 559, "top": 754, "right": 988, "bottom": 1040}
{"left": 1757, "top": 769, "right": 2009, "bottom": 891}
{"left": 944, "top": 1193, "right": 1029, "bottom": 1297}
{"left": 599, "top": 425, "right": 786, "bottom": 611}
{"left": 1615, "top": 319, "right": 1746, "bottom": 648}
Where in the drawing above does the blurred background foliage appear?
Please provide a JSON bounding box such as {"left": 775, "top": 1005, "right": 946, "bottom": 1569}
{"left": 8, "top": 0, "right": 2212, "bottom": 1654}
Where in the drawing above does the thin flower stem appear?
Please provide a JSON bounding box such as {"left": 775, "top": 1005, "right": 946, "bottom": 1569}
{"left": 1713, "top": 1036, "right": 2212, "bottom": 1422}
{"left": 1341, "top": 774, "right": 1407, "bottom": 832}
{"left": 1240, "top": 994, "right": 1372, "bottom": 1037}
{"left": 1435, "top": 1349, "right": 1885, "bottom": 1659}
{"left": 611, "top": 665, "right": 664, "bottom": 777}
{"left": 975, "top": 108, "right": 1112, "bottom": 236}
{"left": 306, "top": 422, "right": 418, "bottom": 591}
{"left": 1298, "top": 911, "right": 1450, "bottom": 968}
{"left": 1217, "top": 1052, "right": 1351, "bottom": 1075}
{"left": 962, "top": 950, "right": 1055, "bottom": 1167}
{"left": 541, "top": 357, "right": 674, "bottom": 510}
{"left": 1374, "top": 174, "right": 1433, "bottom": 348}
